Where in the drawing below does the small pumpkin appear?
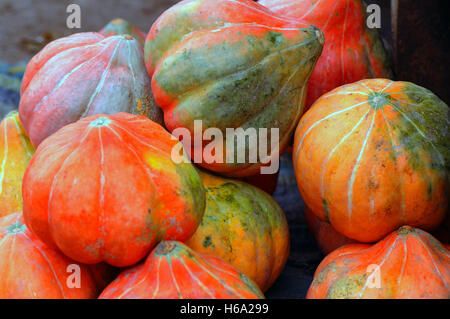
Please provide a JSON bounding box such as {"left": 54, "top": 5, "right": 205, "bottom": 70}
{"left": 259, "top": 0, "right": 392, "bottom": 110}
{"left": 146, "top": 0, "right": 324, "bottom": 177}
{"left": 307, "top": 226, "right": 450, "bottom": 299}
{"left": 99, "top": 18, "right": 146, "bottom": 47}
{"left": 0, "top": 212, "right": 102, "bottom": 299}
{"left": 186, "top": 170, "right": 289, "bottom": 291}
{"left": 23, "top": 113, "right": 205, "bottom": 267}
{"left": 293, "top": 79, "right": 449, "bottom": 242}
{"left": 0, "top": 111, "right": 34, "bottom": 217}
{"left": 19, "top": 32, "right": 163, "bottom": 147}
{"left": 304, "top": 206, "right": 356, "bottom": 254}
{"left": 99, "top": 241, "right": 264, "bottom": 299}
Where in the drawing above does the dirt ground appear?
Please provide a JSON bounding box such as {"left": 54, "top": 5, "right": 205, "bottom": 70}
{"left": 0, "top": 0, "right": 179, "bottom": 63}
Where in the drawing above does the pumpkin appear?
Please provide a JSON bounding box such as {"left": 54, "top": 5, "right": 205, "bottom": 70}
{"left": 304, "top": 206, "right": 356, "bottom": 254}
{"left": 146, "top": 0, "right": 324, "bottom": 177}
{"left": 0, "top": 111, "right": 34, "bottom": 217}
{"left": 185, "top": 170, "right": 289, "bottom": 291}
{"left": 240, "top": 169, "right": 279, "bottom": 194}
{"left": 307, "top": 226, "right": 450, "bottom": 299}
{"left": 259, "top": 0, "right": 392, "bottom": 110}
{"left": 0, "top": 212, "right": 102, "bottom": 299}
{"left": 22, "top": 113, "right": 205, "bottom": 267}
{"left": 99, "top": 241, "right": 264, "bottom": 299}
{"left": 99, "top": 18, "right": 146, "bottom": 47}
{"left": 293, "top": 79, "right": 449, "bottom": 242}
{"left": 19, "top": 32, "right": 163, "bottom": 147}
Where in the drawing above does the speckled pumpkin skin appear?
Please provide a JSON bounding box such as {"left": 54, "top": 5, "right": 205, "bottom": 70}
{"left": 304, "top": 206, "right": 356, "bottom": 254}
{"left": 294, "top": 79, "right": 449, "bottom": 242}
{"left": 0, "top": 112, "right": 34, "bottom": 217}
{"left": 259, "top": 0, "right": 392, "bottom": 110}
{"left": 99, "top": 241, "right": 264, "bottom": 299}
{"left": 186, "top": 170, "right": 289, "bottom": 291}
{"left": 307, "top": 227, "right": 450, "bottom": 299}
{"left": 22, "top": 113, "right": 205, "bottom": 267}
{"left": 99, "top": 18, "right": 146, "bottom": 47}
{"left": 0, "top": 212, "right": 101, "bottom": 299}
{"left": 19, "top": 32, "right": 163, "bottom": 147}
{"left": 146, "top": 0, "right": 324, "bottom": 177}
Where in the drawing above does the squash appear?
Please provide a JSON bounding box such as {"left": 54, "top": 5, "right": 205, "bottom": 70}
{"left": 19, "top": 32, "right": 163, "bottom": 147}
{"left": 99, "top": 18, "right": 146, "bottom": 47}
{"left": 146, "top": 0, "right": 324, "bottom": 177}
{"left": 259, "top": 0, "right": 392, "bottom": 110}
{"left": 99, "top": 241, "right": 264, "bottom": 299}
{"left": 304, "top": 206, "right": 356, "bottom": 254}
{"left": 185, "top": 170, "right": 289, "bottom": 291}
{"left": 0, "top": 111, "right": 34, "bottom": 217}
{"left": 293, "top": 79, "right": 449, "bottom": 242}
{"left": 0, "top": 212, "right": 102, "bottom": 299}
{"left": 307, "top": 226, "right": 450, "bottom": 299}
{"left": 22, "top": 113, "right": 205, "bottom": 267}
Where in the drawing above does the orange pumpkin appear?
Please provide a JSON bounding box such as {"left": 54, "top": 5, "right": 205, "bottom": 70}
{"left": 19, "top": 32, "right": 163, "bottom": 147}
{"left": 0, "top": 212, "right": 102, "bottom": 299}
{"left": 304, "top": 206, "right": 356, "bottom": 254}
{"left": 186, "top": 170, "right": 289, "bottom": 291}
{"left": 259, "top": 0, "right": 392, "bottom": 110}
{"left": 23, "top": 113, "right": 205, "bottom": 267}
{"left": 0, "top": 111, "right": 34, "bottom": 217}
{"left": 99, "top": 241, "right": 264, "bottom": 299}
{"left": 307, "top": 226, "right": 450, "bottom": 299}
{"left": 293, "top": 79, "right": 449, "bottom": 242}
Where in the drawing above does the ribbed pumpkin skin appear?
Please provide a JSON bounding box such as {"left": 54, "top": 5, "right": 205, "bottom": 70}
{"left": 307, "top": 227, "right": 450, "bottom": 299}
{"left": 99, "top": 18, "right": 146, "bottom": 47}
{"left": 0, "top": 111, "right": 34, "bottom": 217}
{"left": 99, "top": 241, "right": 264, "bottom": 299}
{"left": 0, "top": 212, "right": 100, "bottom": 299}
{"left": 186, "top": 170, "right": 289, "bottom": 292}
{"left": 146, "top": 0, "right": 324, "bottom": 177}
{"left": 22, "top": 113, "right": 205, "bottom": 267}
{"left": 259, "top": 0, "right": 392, "bottom": 110}
{"left": 19, "top": 32, "right": 163, "bottom": 147}
{"left": 304, "top": 206, "right": 356, "bottom": 254}
{"left": 293, "top": 79, "right": 449, "bottom": 242}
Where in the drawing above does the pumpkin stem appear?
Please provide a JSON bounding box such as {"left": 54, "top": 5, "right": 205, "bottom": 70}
{"left": 397, "top": 225, "right": 415, "bottom": 235}
{"left": 155, "top": 241, "right": 177, "bottom": 255}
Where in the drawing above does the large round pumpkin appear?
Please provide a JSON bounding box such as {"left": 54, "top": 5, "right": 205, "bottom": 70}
{"left": 304, "top": 206, "right": 356, "bottom": 254}
{"left": 0, "top": 111, "right": 34, "bottom": 217}
{"left": 99, "top": 241, "right": 264, "bottom": 299}
{"left": 0, "top": 212, "right": 102, "bottom": 299}
{"left": 99, "top": 18, "right": 146, "bottom": 47}
{"left": 259, "top": 0, "right": 392, "bottom": 110}
{"left": 146, "top": 0, "right": 324, "bottom": 177}
{"left": 19, "top": 32, "right": 163, "bottom": 147}
{"left": 307, "top": 226, "right": 450, "bottom": 299}
{"left": 293, "top": 79, "right": 449, "bottom": 242}
{"left": 185, "top": 170, "right": 289, "bottom": 291}
{"left": 22, "top": 113, "right": 205, "bottom": 267}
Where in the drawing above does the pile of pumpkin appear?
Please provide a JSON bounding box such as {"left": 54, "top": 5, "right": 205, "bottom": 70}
{"left": 0, "top": 0, "right": 448, "bottom": 299}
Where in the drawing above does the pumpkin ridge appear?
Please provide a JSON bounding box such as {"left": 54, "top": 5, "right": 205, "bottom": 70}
{"left": 167, "top": 257, "right": 183, "bottom": 299}
{"left": 97, "top": 128, "right": 106, "bottom": 260}
{"left": 320, "top": 107, "right": 371, "bottom": 216}
{"left": 20, "top": 230, "right": 67, "bottom": 298}
{"left": 339, "top": 0, "right": 349, "bottom": 83}
{"left": 81, "top": 39, "right": 123, "bottom": 118}
{"left": 179, "top": 257, "right": 215, "bottom": 298}
{"left": 27, "top": 40, "right": 115, "bottom": 122}
{"left": 166, "top": 28, "right": 320, "bottom": 109}
{"left": 347, "top": 111, "right": 376, "bottom": 219}
{"left": 294, "top": 100, "right": 367, "bottom": 169}
{"left": 12, "top": 115, "right": 34, "bottom": 157}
